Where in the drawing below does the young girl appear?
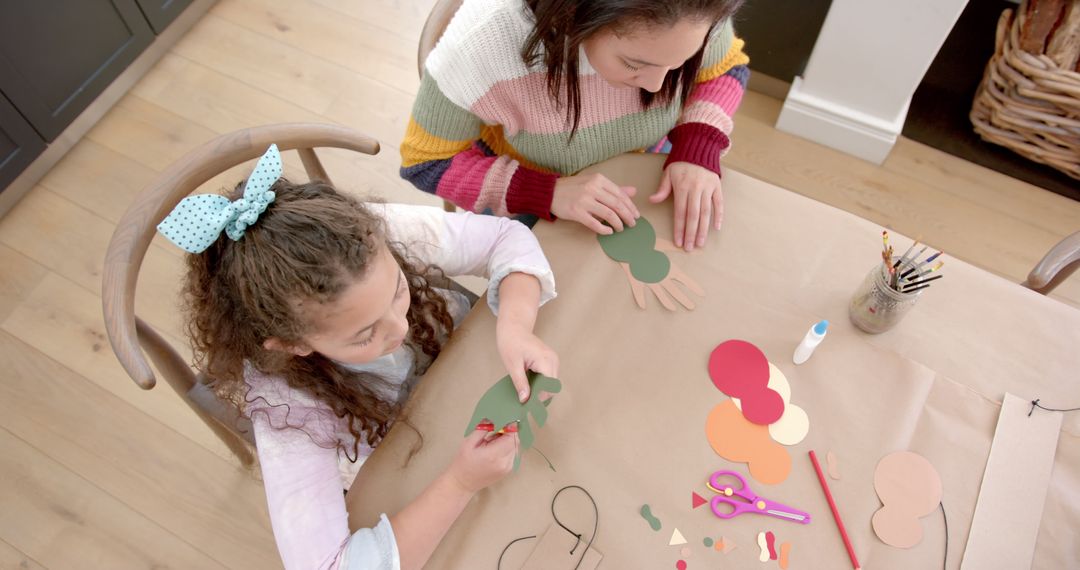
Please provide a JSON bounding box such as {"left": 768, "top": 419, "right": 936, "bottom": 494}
{"left": 402, "top": 0, "right": 748, "bottom": 252}
{"left": 159, "top": 145, "right": 558, "bottom": 569}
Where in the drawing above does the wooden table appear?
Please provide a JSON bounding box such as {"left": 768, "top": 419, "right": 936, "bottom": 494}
{"left": 348, "top": 154, "right": 1080, "bottom": 568}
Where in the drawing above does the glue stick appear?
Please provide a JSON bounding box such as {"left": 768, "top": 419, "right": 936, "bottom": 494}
{"left": 793, "top": 320, "right": 828, "bottom": 365}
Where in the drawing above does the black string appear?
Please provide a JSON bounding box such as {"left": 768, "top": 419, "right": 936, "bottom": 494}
{"left": 497, "top": 535, "right": 537, "bottom": 569}
{"left": 1028, "top": 398, "right": 1080, "bottom": 417}
{"left": 940, "top": 501, "right": 948, "bottom": 570}
{"left": 496, "top": 485, "right": 599, "bottom": 570}
{"left": 551, "top": 485, "right": 599, "bottom": 567}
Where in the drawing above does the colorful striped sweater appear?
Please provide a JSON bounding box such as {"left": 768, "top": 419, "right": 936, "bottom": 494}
{"left": 400, "top": 0, "right": 750, "bottom": 220}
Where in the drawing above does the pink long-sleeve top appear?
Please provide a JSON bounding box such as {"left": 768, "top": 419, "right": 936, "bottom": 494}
{"left": 244, "top": 203, "right": 557, "bottom": 569}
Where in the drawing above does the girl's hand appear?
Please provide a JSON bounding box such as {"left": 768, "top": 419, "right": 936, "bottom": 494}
{"left": 551, "top": 173, "right": 640, "bottom": 234}
{"left": 446, "top": 429, "right": 519, "bottom": 494}
{"left": 649, "top": 162, "right": 723, "bottom": 251}
{"left": 497, "top": 323, "right": 560, "bottom": 403}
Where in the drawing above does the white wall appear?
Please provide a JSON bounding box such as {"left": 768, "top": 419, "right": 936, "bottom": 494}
{"left": 776, "top": 0, "right": 969, "bottom": 164}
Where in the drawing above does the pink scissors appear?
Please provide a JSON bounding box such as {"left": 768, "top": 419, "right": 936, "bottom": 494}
{"left": 707, "top": 470, "right": 811, "bottom": 524}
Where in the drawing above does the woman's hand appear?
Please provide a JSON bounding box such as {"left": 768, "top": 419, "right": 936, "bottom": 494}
{"left": 497, "top": 321, "right": 560, "bottom": 403}
{"left": 551, "top": 172, "right": 639, "bottom": 234}
{"left": 649, "top": 161, "right": 723, "bottom": 251}
{"left": 495, "top": 272, "right": 557, "bottom": 402}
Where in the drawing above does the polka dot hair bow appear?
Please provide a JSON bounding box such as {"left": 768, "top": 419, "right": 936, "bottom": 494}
{"left": 157, "top": 144, "right": 282, "bottom": 253}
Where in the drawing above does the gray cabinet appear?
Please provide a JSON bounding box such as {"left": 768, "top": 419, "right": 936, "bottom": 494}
{"left": 137, "top": 0, "right": 194, "bottom": 34}
{"left": 0, "top": 0, "right": 192, "bottom": 191}
{"left": 0, "top": 93, "right": 46, "bottom": 190}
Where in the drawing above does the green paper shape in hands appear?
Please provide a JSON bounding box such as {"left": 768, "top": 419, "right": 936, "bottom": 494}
{"left": 465, "top": 371, "right": 562, "bottom": 470}
{"left": 597, "top": 217, "right": 671, "bottom": 283}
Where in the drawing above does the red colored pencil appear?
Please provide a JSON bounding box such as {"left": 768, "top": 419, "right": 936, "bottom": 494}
{"left": 809, "top": 450, "right": 861, "bottom": 570}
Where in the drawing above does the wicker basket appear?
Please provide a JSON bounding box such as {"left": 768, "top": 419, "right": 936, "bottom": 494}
{"left": 970, "top": 2, "right": 1080, "bottom": 180}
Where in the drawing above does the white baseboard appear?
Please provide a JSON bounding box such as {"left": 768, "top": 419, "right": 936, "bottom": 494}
{"left": 776, "top": 76, "right": 909, "bottom": 165}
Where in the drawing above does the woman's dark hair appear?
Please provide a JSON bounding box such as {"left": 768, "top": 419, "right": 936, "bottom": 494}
{"left": 522, "top": 0, "right": 744, "bottom": 136}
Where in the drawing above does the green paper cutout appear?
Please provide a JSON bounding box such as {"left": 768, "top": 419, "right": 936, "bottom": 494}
{"left": 640, "top": 504, "right": 662, "bottom": 531}
{"left": 704, "top": 537, "right": 714, "bottom": 547}
{"left": 597, "top": 217, "right": 671, "bottom": 283}
{"left": 464, "top": 371, "right": 562, "bottom": 470}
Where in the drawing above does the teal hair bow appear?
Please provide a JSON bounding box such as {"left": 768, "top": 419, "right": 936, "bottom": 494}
{"left": 157, "top": 144, "right": 282, "bottom": 253}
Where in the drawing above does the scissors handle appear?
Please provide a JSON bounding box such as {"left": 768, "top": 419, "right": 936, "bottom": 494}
{"left": 709, "top": 470, "right": 749, "bottom": 494}
{"left": 711, "top": 495, "right": 811, "bottom": 523}
{"left": 710, "top": 495, "right": 756, "bottom": 519}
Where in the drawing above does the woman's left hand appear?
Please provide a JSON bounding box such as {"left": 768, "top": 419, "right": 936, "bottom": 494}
{"left": 496, "top": 323, "right": 559, "bottom": 403}
{"left": 649, "top": 161, "right": 723, "bottom": 251}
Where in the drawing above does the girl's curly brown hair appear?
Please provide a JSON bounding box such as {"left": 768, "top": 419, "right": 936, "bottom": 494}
{"left": 183, "top": 179, "right": 455, "bottom": 460}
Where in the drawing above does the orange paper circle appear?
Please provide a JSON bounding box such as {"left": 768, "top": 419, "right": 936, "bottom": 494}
{"left": 705, "top": 400, "right": 791, "bottom": 485}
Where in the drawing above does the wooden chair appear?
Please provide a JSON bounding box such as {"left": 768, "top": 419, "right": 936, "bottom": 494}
{"left": 418, "top": 0, "right": 464, "bottom": 214}
{"left": 102, "top": 123, "right": 381, "bottom": 468}
{"left": 1022, "top": 231, "right": 1080, "bottom": 294}
{"left": 417, "top": 0, "right": 463, "bottom": 79}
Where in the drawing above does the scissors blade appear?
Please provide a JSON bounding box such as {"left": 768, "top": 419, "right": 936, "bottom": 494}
{"left": 765, "top": 509, "right": 809, "bottom": 523}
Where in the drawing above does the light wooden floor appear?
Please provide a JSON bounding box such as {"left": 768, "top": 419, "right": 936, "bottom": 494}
{"left": 1, "top": 0, "right": 1077, "bottom": 567}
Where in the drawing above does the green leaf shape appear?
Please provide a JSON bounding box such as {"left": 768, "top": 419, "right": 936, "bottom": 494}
{"left": 464, "top": 372, "right": 562, "bottom": 470}
{"left": 597, "top": 217, "right": 671, "bottom": 283}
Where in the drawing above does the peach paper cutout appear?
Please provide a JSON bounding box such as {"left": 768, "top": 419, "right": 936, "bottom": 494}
{"left": 705, "top": 400, "right": 791, "bottom": 485}
{"left": 733, "top": 363, "right": 809, "bottom": 445}
{"left": 714, "top": 537, "right": 736, "bottom": 554}
{"left": 826, "top": 451, "right": 841, "bottom": 480}
{"left": 708, "top": 340, "right": 784, "bottom": 424}
{"left": 871, "top": 451, "right": 943, "bottom": 548}
{"left": 779, "top": 542, "right": 792, "bottom": 569}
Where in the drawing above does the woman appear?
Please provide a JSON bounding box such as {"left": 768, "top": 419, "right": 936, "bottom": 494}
{"left": 402, "top": 0, "right": 748, "bottom": 251}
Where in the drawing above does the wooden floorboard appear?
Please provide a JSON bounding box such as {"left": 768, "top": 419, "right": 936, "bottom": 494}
{"left": 0, "top": 331, "right": 281, "bottom": 569}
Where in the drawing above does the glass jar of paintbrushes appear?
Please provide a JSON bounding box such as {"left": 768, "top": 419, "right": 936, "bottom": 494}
{"left": 849, "top": 232, "right": 944, "bottom": 334}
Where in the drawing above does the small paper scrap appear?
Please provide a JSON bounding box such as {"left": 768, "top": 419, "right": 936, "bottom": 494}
{"left": 640, "top": 504, "right": 662, "bottom": 531}
{"left": 669, "top": 528, "right": 687, "bottom": 546}
{"left": 703, "top": 537, "right": 713, "bottom": 548}
{"left": 757, "top": 532, "right": 769, "bottom": 561}
{"left": 691, "top": 491, "right": 707, "bottom": 509}
{"left": 827, "top": 451, "right": 841, "bottom": 480}
{"left": 779, "top": 542, "right": 792, "bottom": 569}
{"left": 766, "top": 531, "right": 777, "bottom": 560}
{"left": 675, "top": 561, "right": 687, "bottom": 570}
